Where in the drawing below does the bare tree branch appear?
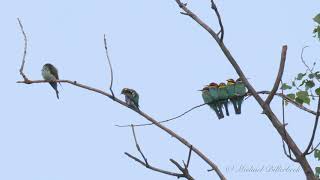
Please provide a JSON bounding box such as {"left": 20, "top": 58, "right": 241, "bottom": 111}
{"left": 130, "top": 124, "right": 148, "bottom": 165}
{"left": 280, "top": 81, "right": 298, "bottom": 162}
{"left": 185, "top": 145, "right": 193, "bottom": 168}
{"left": 170, "top": 159, "right": 195, "bottom": 180}
{"left": 124, "top": 152, "right": 184, "bottom": 178}
{"left": 210, "top": 0, "right": 224, "bottom": 42}
{"left": 303, "top": 96, "right": 320, "bottom": 156}
{"left": 17, "top": 18, "right": 30, "bottom": 82}
{"left": 104, "top": 34, "right": 115, "bottom": 98}
{"left": 125, "top": 124, "right": 194, "bottom": 179}
{"left": 301, "top": 46, "right": 313, "bottom": 72}
{"left": 265, "top": 45, "right": 287, "bottom": 105}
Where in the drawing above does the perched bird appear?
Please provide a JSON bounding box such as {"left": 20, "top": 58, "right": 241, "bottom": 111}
{"left": 208, "top": 82, "right": 224, "bottom": 119}
{"left": 226, "top": 79, "right": 239, "bottom": 114}
{"left": 41, "top": 63, "right": 60, "bottom": 99}
{"left": 200, "top": 85, "right": 223, "bottom": 119}
{"left": 121, "top": 88, "right": 140, "bottom": 109}
{"left": 235, "top": 78, "right": 247, "bottom": 114}
{"left": 218, "top": 83, "right": 230, "bottom": 116}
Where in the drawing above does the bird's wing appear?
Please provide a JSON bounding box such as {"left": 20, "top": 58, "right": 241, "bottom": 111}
{"left": 49, "top": 64, "right": 59, "bottom": 80}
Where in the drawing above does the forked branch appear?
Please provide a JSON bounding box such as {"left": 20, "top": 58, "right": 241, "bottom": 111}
{"left": 265, "top": 45, "right": 287, "bottom": 105}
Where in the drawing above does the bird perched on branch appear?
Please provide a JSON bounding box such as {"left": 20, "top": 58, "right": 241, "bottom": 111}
{"left": 235, "top": 78, "right": 246, "bottom": 114}
{"left": 226, "top": 79, "right": 239, "bottom": 114}
{"left": 41, "top": 63, "right": 60, "bottom": 99}
{"left": 200, "top": 84, "right": 223, "bottom": 119}
{"left": 121, "top": 88, "right": 140, "bottom": 110}
{"left": 218, "top": 83, "right": 230, "bottom": 116}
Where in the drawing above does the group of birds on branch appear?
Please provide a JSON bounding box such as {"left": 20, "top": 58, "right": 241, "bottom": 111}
{"left": 200, "top": 78, "right": 247, "bottom": 119}
{"left": 41, "top": 63, "right": 246, "bottom": 120}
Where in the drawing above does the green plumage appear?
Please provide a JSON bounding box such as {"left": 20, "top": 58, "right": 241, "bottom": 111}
{"left": 201, "top": 87, "right": 223, "bottom": 119}
{"left": 218, "top": 83, "right": 229, "bottom": 116}
{"left": 41, "top": 63, "right": 60, "bottom": 99}
{"left": 121, "top": 88, "right": 140, "bottom": 109}
{"left": 226, "top": 79, "right": 239, "bottom": 114}
{"left": 235, "top": 79, "right": 246, "bottom": 114}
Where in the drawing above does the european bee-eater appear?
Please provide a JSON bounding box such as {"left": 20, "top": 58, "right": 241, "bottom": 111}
{"left": 218, "top": 83, "right": 230, "bottom": 116}
{"left": 208, "top": 82, "right": 224, "bottom": 119}
{"left": 41, "top": 63, "right": 60, "bottom": 99}
{"left": 235, "top": 78, "right": 246, "bottom": 114}
{"left": 226, "top": 79, "right": 239, "bottom": 114}
{"left": 121, "top": 88, "right": 140, "bottom": 110}
{"left": 201, "top": 85, "right": 223, "bottom": 119}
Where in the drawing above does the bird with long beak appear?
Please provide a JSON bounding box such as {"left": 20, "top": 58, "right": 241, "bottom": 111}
{"left": 235, "top": 78, "right": 246, "bottom": 114}
{"left": 41, "top": 63, "right": 60, "bottom": 99}
{"left": 218, "top": 82, "right": 230, "bottom": 116}
{"left": 226, "top": 79, "right": 239, "bottom": 114}
{"left": 121, "top": 88, "right": 140, "bottom": 110}
{"left": 200, "top": 84, "right": 223, "bottom": 119}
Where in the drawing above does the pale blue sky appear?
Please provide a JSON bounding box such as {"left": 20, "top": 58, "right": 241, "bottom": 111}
{"left": 1, "top": 0, "right": 320, "bottom": 179}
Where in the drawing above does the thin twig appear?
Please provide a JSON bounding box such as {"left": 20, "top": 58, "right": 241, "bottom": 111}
{"left": 170, "top": 159, "right": 195, "bottom": 180}
{"left": 17, "top": 18, "right": 29, "bottom": 82}
{"left": 301, "top": 46, "right": 312, "bottom": 72}
{"left": 126, "top": 125, "right": 193, "bottom": 179}
{"left": 300, "top": 46, "right": 320, "bottom": 83}
{"left": 265, "top": 45, "right": 287, "bottom": 105}
{"left": 210, "top": 0, "right": 224, "bottom": 42}
{"left": 303, "top": 96, "right": 320, "bottom": 156}
{"left": 125, "top": 152, "right": 184, "bottom": 177}
{"left": 130, "top": 124, "right": 148, "bottom": 165}
{"left": 280, "top": 80, "right": 297, "bottom": 162}
{"left": 306, "top": 142, "right": 320, "bottom": 155}
{"left": 115, "top": 103, "right": 206, "bottom": 127}
{"left": 185, "top": 145, "right": 193, "bottom": 168}
{"left": 104, "top": 34, "right": 115, "bottom": 98}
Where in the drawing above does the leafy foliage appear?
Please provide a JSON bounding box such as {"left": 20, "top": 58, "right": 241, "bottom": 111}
{"left": 314, "top": 13, "right": 320, "bottom": 40}
{"left": 282, "top": 71, "right": 319, "bottom": 105}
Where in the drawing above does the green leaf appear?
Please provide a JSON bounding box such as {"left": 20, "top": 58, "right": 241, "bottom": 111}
{"left": 292, "top": 81, "right": 296, "bottom": 87}
{"left": 314, "top": 13, "right": 320, "bottom": 24}
{"left": 295, "top": 97, "right": 304, "bottom": 105}
{"left": 306, "top": 80, "right": 315, "bottom": 89}
{"left": 309, "top": 73, "right": 315, "bottom": 79}
{"left": 315, "top": 87, "right": 320, "bottom": 96}
{"left": 297, "top": 73, "right": 306, "bottom": 80}
{"left": 315, "top": 71, "right": 320, "bottom": 79}
{"left": 281, "top": 83, "right": 292, "bottom": 90}
{"left": 314, "top": 26, "right": 320, "bottom": 41}
{"left": 287, "top": 93, "right": 295, "bottom": 100}
{"left": 296, "top": 91, "right": 311, "bottom": 105}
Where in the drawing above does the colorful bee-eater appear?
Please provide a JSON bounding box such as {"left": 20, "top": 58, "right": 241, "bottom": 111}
{"left": 226, "top": 79, "right": 239, "bottom": 114}
{"left": 121, "top": 88, "right": 140, "bottom": 110}
{"left": 208, "top": 82, "right": 224, "bottom": 119}
{"left": 218, "top": 83, "right": 230, "bottom": 116}
{"left": 200, "top": 85, "right": 223, "bottom": 119}
{"left": 41, "top": 63, "right": 60, "bottom": 99}
{"left": 235, "top": 78, "right": 247, "bottom": 114}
